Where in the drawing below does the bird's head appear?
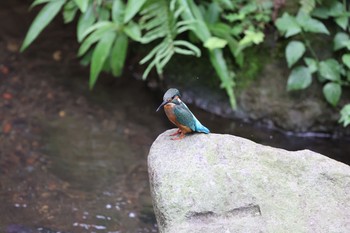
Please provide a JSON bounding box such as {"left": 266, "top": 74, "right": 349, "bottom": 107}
{"left": 156, "top": 88, "right": 181, "bottom": 112}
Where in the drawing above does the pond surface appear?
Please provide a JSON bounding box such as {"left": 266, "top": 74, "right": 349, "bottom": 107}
{"left": 1, "top": 1, "right": 349, "bottom": 233}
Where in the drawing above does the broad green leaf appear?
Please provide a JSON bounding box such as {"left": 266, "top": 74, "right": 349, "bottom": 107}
{"left": 209, "top": 49, "right": 236, "bottom": 108}
{"left": 124, "top": 21, "right": 141, "bottom": 41}
{"left": 300, "top": 0, "right": 315, "bottom": 14}
{"left": 335, "top": 16, "right": 348, "bottom": 30}
{"left": 311, "top": 7, "right": 329, "bottom": 19}
{"left": 328, "top": 1, "right": 344, "bottom": 17}
{"left": 74, "top": 0, "right": 88, "bottom": 12}
{"left": 304, "top": 57, "right": 317, "bottom": 73}
{"left": 342, "top": 54, "right": 350, "bottom": 69}
{"left": 204, "top": 37, "right": 228, "bottom": 50}
{"left": 124, "top": 0, "right": 146, "bottom": 24}
{"left": 323, "top": 82, "right": 341, "bottom": 106}
{"left": 275, "top": 13, "right": 301, "bottom": 37}
{"left": 112, "top": 0, "right": 125, "bottom": 24}
{"left": 63, "top": 1, "right": 78, "bottom": 23}
{"left": 339, "top": 104, "right": 350, "bottom": 127}
{"left": 319, "top": 59, "right": 341, "bottom": 81}
{"left": 204, "top": 2, "right": 221, "bottom": 24}
{"left": 285, "top": 41, "right": 305, "bottom": 68}
{"left": 80, "top": 49, "right": 92, "bottom": 66}
{"left": 21, "top": 0, "right": 65, "bottom": 52}
{"left": 231, "top": 25, "right": 243, "bottom": 36}
{"left": 98, "top": 7, "right": 110, "bottom": 21}
{"left": 209, "top": 23, "right": 231, "bottom": 37}
{"left": 90, "top": 32, "right": 116, "bottom": 89}
{"left": 333, "top": 32, "right": 350, "bottom": 51}
{"left": 239, "top": 30, "right": 264, "bottom": 46}
{"left": 296, "top": 10, "right": 329, "bottom": 34}
{"left": 287, "top": 66, "right": 312, "bottom": 91}
{"left": 110, "top": 33, "right": 128, "bottom": 76}
{"left": 77, "top": 5, "right": 96, "bottom": 42}
{"left": 240, "top": 3, "right": 257, "bottom": 14}
{"left": 78, "top": 26, "right": 115, "bottom": 56}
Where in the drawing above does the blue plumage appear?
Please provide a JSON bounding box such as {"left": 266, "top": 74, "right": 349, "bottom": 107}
{"left": 176, "top": 101, "right": 210, "bottom": 134}
{"left": 156, "top": 88, "right": 210, "bottom": 139}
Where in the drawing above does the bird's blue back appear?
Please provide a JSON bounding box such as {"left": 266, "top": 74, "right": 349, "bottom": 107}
{"left": 173, "top": 102, "right": 210, "bottom": 134}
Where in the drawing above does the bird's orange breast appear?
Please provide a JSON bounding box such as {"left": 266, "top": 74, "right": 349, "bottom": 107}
{"left": 164, "top": 103, "right": 192, "bottom": 133}
{"left": 164, "top": 103, "right": 177, "bottom": 125}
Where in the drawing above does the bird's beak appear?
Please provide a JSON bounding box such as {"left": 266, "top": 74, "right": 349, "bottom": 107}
{"left": 156, "top": 100, "right": 168, "bottom": 112}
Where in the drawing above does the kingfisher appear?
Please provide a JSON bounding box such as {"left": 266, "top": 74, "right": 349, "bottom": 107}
{"left": 156, "top": 88, "right": 210, "bottom": 140}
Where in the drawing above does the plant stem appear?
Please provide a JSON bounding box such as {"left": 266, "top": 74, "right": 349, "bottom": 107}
{"left": 301, "top": 31, "right": 319, "bottom": 62}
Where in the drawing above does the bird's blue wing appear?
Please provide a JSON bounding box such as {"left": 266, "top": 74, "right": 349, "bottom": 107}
{"left": 173, "top": 103, "right": 196, "bottom": 131}
{"left": 174, "top": 102, "right": 210, "bottom": 133}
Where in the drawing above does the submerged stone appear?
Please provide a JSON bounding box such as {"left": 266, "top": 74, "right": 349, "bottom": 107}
{"left": 148, "top": 129, "right": 350, "bottom": 233}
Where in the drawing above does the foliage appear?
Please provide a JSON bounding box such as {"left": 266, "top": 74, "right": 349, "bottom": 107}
{"left": 21, "top": 0, "right": 272, "bottom": 109}
{"left": 275, "top": 0, "right": 350, "bottom": 126}
{"left": 339, "top": 104, "right": 350, "bottom": 126}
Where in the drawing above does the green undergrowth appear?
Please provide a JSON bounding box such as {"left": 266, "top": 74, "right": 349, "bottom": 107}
{"left": 21, "top": 0, "right": 350, "bottom": 127}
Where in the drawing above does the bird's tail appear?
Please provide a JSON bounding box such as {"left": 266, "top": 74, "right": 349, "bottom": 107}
{"left": 195, "top": 121, "right": 210, "bottom": 134}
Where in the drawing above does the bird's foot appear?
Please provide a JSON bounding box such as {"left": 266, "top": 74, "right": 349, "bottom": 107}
{"left": 169, "top": 129, "right": 181, "bottom": 136}
{"left": 171, "top": 132, "right": 186, "bottom": 140}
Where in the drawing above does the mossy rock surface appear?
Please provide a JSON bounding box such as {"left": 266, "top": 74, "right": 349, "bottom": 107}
{"left": 148, "top": 129, "right": 350, "bottom": 233}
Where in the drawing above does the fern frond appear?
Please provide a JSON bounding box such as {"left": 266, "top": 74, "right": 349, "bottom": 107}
{"left": 139, "top": 0, "right": 200, "bottom": 79}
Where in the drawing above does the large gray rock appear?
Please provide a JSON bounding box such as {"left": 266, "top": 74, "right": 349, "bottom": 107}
{"left": 148, "top": 129, "right": 350, "bottom": 233}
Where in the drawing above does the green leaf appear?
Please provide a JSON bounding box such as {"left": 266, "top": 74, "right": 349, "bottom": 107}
{"left": 98, "top": 7, "right": 110, "bottom": 21}
{"left": 77, "top": 5, "right": 96, "bottom": 42}
{"left": 80, "top": 21, "right": 114, "bottom": 41}
{"left": 323, "top": 82, "right": 341, "bottom": 106}
{"left": 21, "top": 0, "right": 65, "bottom": 52}
{"left": 173, "top": 40, "right": 201, "bottom": 57}
{"left": 300, "top": 0, "right": 315, "bottom": 14}
{"left": 275, "top": 13, "right": 301, "bottom": 37}
{"left": 224, "top": 13, "right": 245, "bottom": 22}
{"left": 90, "top": 32, "right": 116, "bottom": 89}
{"left": 335, "top": 16, "right": 348, "bottom": 30}
{"left": 124, "top": 0, "right": 146, "bottom": 24}
{"left": 78, "top": 25, "right": 115, "bottom": 56}
{"left": 287, "top": 66, "right": 312, "bottom": 91}
{"left": 311, "top": 7, "right": 329, "bottom": 19}
{"left": 124, "top": 21, "right": 141, "bottom": 41}
{"left": 209, "top": 49, "right": 236, "bottom": 109}
{"left": 319, "top": 59, "right": 341, "bottom": 81}
{"left": 296, "top": 10, "right": 329, "bottom": 34}
{"left": 110, "top": 33, "right": 128, "bottom": 76}
{"left": 339, "top": 104, "right": 350, "bottom": 127}
{"left": 63, "top": 1, "right": 78, "bottom": 23}
{"left": 342, "top": 54, "right": 350, "bottom": 69}
{"left": 74, "top": 0, "right": 88, "bottom": 12}
{"left": 239, "top": 30, "right": 264, "bottom": 46}
{"left": 333, "top": 32, "right": 350, "bottom": 51}
{"left": 112, "top": 0, "right": 125, "bottom": 24}
{"left": 30, "top": 0, "right": 52, "bottom": 9}
{"left": 328, "top": 1, "right": 344, "bottom": 17}
{"left": 204, "top": 37, "right": 227, "bottom": 50}
{"left": 285, "top": 41, "right": 305, "bottom": 68}
{"left": 304, "top": 57, "right": 317, "bottom": 73}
